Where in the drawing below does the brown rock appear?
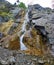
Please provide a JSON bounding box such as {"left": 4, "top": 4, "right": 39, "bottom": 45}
{"left": 23, "top": 27, "right": 47, "bottom": 56}
{"left": 8, "top": 35, "right": 20, "bottom": 50}
{"left": 0, "top": 34, "right": 20, "bottom": 50}
{"left": 26, "top": 24, "right": 30, "bottom": 30}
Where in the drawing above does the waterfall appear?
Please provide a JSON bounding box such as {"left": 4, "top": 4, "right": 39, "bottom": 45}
{"left": 20, "top": 34, "right": 27, "bottom": 50}
{"left": 20, "top": 12, "right": 28, "bottom": 50}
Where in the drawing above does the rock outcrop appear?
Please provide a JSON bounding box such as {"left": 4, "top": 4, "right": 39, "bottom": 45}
{"left": 23, "top": 27, "right": 48, "bottom": 56}
{"left": 0, "top": 3, "right": 54, "bottom": 65}
{"left": 28, "top": 4, "right": 54, "bottom": 57}
{"left": 0, "top": 34, "right": 20, "bottom": 50}
{"left": 0, "top": 8, "right": 25, "bottom": 50}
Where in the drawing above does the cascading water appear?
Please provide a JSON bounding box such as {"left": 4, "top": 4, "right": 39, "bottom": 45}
{"left": 20, "top": 12, "right": 29, "bottom": 50}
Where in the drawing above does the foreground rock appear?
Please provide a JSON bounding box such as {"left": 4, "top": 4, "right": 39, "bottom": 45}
{"left": 0, "top": 47, "right": 54, "bottom": 65}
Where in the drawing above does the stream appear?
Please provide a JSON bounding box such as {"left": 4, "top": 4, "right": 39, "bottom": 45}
{"left": 20, "top": 12, "right": 28, "bottom": 50}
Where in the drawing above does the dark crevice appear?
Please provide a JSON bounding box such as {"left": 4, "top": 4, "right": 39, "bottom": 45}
{"left": 32, "top": 16, "right": 42, "bottom": 20}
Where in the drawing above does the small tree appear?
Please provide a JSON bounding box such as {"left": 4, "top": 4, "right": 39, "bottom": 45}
{"left": 18, "top": 2, "right": 26, "bottom": 9}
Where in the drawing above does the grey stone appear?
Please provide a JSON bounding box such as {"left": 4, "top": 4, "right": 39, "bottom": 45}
{"left": 49, "top": 38, "right": 54, "bottom": 44}
{"left": 0, "top": 32, "right": 5, "bottom": 40}
{"left": 32, "top": 13, "right": 43, "bottom": 19}
{"left": 0, "top": 16, "right": 4, "bottom": 22}
{"left": 8, "top": 56, "right": 16, "bottom": 63}
{"left": 32, "top": 18, "right": 47, "bottom": 26}
{"left": 8, "top": 23, "right": 18, "bottom": 35}
{"left": 48, "top": 34, "right": 54, "bottom": 38}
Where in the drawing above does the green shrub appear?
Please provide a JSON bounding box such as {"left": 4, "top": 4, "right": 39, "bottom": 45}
{"left": 18, "top": 2, "right": 26, "bottom": 9}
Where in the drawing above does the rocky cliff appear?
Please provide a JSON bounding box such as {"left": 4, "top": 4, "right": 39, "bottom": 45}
{"left": 0, "top": 3, "right": 54, "bottom": 65}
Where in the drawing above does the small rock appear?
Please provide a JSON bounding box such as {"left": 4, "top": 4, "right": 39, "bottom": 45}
{"left": 8, "top": 56, "right": 16, "bottom": 63}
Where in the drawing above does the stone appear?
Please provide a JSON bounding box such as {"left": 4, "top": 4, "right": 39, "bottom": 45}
{"left": 16, "top": 19, "right": 21, "bottom": 23}
{"left": 48, "top": 34, "right": 54, "bottom": 39}
{"left": 32, "top": 13, "right": 43, "bottom": 19}
{"left": 26, "top": 24, "right": 30, "bottom": 30}
{"left": 8, "top": 23, "right": 18, "bottom": 35}
{"left": 0, "top": 16, "right": 4, "bottom": 22}
{"left": 0, "top": 32, "right": 5, "bottom": 39}
{"left": 31, "top": 10, "right": 39, "bottom": 14}
{"left": 32, "top": 18, "right": 47, "bottom": 26}
{"left": 28, "top": 4, "right": 43, "bottom": 11}
{"left": 8, "top": 56, "right": 16, "bottom": 63}
{"left": 0, "top": 20, "right": 14, "bottom": 35}
{"left": 45, "top": 23, "right": 54, "bottom": 34}
{"left": 0, "top": 16, "right": 9, "bottom": 23}
{"left": 49, "top": 38, "right": 54, "bottom": 44}
{"left": 23, "top": 27, "right": 47, "bottom": 55}
{"left": 0, "top": 34, "right": 20, "bottom": 50}
{"left": 8, "top": 35, "right": 20, "bottom": 50}
{"left": 0, "top": 4, "right": 54, "bottom": 65}
{"left": 11, "top": 8, "right": 25, "bottom": 19}
{"left": 0, "top": 59, "right": 8, "bottom": 65}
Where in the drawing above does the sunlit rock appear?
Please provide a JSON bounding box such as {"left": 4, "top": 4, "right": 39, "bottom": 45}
{"left": 23, "top": 27, "right": 48, "bottom": 56}
{"left": 8, "top": 35, "right": 20, "bottom": 50}
{"left": 0, "top": 20, "right": 14, "bottom": 35}
{"left": 0, "top": 34, "right": 20, "bottom": 50}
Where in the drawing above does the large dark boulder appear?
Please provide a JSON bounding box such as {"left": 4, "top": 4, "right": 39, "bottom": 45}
{"left": 33, "top": 4, "right": 43, "bottom": 11}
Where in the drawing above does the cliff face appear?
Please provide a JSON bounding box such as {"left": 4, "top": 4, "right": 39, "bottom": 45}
{"left": 0, "top": 3, "right": 54, "bottom": 65}
{"left": 27, "top": 4, "right": 54, "bottom": 56}
{"left": 0, "top": 8, "right": 25, "bottom": 50}
{"left": 0, "top": 4, "right": 54, "bottom": 53}
{"left": 23, "top": 23, "right": 49, "bottom": 55}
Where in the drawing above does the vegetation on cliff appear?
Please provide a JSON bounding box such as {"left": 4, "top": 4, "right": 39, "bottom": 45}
{"left": 18, "top": 2, "right": 27, "bottom": 9}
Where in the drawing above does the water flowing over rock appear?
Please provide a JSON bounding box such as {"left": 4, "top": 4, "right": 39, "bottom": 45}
{"left": 0, "top": 3, "right": 54, "bottom": 65}
{"left": 20, "top": 12, "right": 28, "bottom": 50}
{"left": 20, "top": 34, "right": 27, "bottom": 50}
{"left": 23, "top": 27, "right": 48, "bottom": 56}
